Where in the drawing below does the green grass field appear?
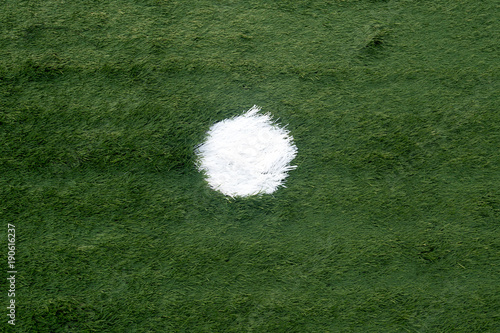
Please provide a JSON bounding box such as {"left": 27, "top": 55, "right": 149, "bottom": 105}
{"left": 1, "top": 0, "right": 499, "bottom": 331}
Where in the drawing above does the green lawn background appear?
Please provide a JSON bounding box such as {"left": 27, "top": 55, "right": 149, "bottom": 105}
{"left": 1, "top": 0, "right": 499, "bottom": 332}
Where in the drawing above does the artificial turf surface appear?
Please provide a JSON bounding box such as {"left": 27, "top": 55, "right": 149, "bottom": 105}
{"left": 1, "top": 0, "right": 499, "bottom": 332}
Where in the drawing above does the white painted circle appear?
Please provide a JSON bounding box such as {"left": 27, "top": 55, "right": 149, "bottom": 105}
{"left": 195, "top": 106, "right": 298, "bottom": 197}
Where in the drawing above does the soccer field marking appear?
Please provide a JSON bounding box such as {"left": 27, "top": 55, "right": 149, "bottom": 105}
{"left": 195, "top": 105, "right": 297, "bottom": 197}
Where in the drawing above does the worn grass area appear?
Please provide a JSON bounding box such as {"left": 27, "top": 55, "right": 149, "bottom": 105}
{"left": 1, "top": 0, "right": 499, "bottom": 332}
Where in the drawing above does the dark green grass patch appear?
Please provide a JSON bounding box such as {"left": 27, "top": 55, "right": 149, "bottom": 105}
{"left": 1, "top": 0, "right": 499, "bottom": 332}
